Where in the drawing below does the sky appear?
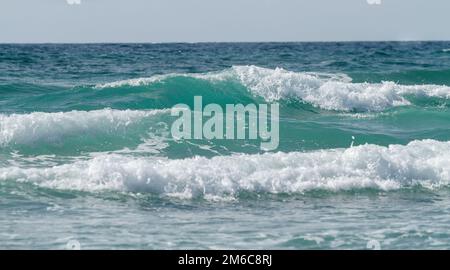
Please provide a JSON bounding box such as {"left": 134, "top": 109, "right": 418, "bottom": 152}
{"left": 1, "top": 0, "right": 450, "bottom": 43}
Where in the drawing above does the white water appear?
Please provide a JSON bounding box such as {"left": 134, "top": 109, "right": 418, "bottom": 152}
{"left": 96, "top": 65, "right": 450, "bottom": 112}
{"left": 0, "top": 108, "right": 169, "bottom": 146}
{"left": 1, "top": 140, "right": 449, "bottom": 199}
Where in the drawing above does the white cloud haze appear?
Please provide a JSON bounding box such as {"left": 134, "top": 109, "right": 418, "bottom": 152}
{"left": 0, "top": 0, "right": 449, "bottom": 42}
{"left": 66, "top": 0, "right": 81, "bottom": 5}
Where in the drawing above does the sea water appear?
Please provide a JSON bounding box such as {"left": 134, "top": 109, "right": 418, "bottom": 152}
{"left": 1, "top": 42, "right": 450, "bottom": 249}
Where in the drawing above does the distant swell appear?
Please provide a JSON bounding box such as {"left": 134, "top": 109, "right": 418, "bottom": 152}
{"left": 1, "top": 140, "right": 449, "bottom": 199}
{"left": 96, "top": 65, "right": 450, "bottom": 112}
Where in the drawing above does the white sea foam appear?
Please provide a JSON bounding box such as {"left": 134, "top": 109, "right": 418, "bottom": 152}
{"left": 230, "top": 66, "right": 450, "bottom": 111}
{"left": 96, "top": 66, "right": 450, "bottom": 112}
{"left": 0, "top": 108, "right": 169, "bottom": 146}
{"left": 1, "top": 140, "right": 449, "bottom": 199}
{"left": 96, "top": 75, "right": 167, "bottom": 89}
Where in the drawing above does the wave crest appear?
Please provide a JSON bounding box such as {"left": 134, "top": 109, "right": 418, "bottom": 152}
{"left": 96, "top": 66, "right": 450, "bottom": 112}
{"left": 1, "top": 140, "right": 449, "bottom": 199}
{"left": 0, "top": 108, "right": 168, "bottom": 146}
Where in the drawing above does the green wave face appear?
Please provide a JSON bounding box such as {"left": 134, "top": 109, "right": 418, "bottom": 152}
{"left": 1, "top": 43, "right": 450, "bottom": 192}
{"left": 1, "top": 67, "right": 450, "bottom": 160}
{"left": 2, "top": 43, "right": 450, "bottom": 249}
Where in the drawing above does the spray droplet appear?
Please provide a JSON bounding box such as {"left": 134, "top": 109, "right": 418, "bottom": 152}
{"left": 367, "top": 240, "right": 381, "bottom": 250}
{"left": 66, "top": 240, "right": 81, "bottom": 250}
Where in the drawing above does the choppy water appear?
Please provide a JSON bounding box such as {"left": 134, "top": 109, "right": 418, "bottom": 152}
{"left": 1, "top": 42, "right": 450, "bottom": 249}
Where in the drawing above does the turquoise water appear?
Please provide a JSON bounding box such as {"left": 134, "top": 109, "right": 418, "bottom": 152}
{"left": 1, "top": 42, "right": 450, "bottom": 249}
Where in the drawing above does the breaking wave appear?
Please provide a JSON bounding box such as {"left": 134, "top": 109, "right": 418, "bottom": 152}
{"left": 0, "top": 108, "right": 169, "bottom": 146}
{"left": 1, "top": 140, "right": 449, "bottom": 199}
{"left": 96, "top": 65, "right": 450, "bottom": 112}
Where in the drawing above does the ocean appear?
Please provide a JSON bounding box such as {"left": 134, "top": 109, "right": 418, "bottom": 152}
{"left": 1, "top": 42, "right": 450, "bottom": 249}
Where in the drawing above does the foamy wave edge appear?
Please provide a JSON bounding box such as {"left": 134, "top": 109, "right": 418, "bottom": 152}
{"left": 96, "top": 65, "right": 450, "bottom": 112}
{"left": 0, "top": 108, "right": 170, "bottom": 146}
{"left": 1, "top": 139, "right": 449, "bottom": 199}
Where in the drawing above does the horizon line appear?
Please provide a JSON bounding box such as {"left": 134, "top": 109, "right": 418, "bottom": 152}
{"left": 1, "top": 39, "right": 450, "bottom": 45}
